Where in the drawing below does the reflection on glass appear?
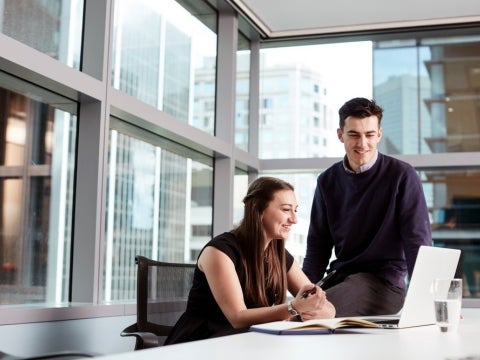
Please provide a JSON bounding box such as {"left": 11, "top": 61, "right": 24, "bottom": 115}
{"left": 424, "top": 169, "right": 480, "bottom": 298}
{"left": 103, "top": 121, "right": 213, "bottom": 302}
{"left": 0, "top": 0, "right": 84, "bottom": 68}
{"left": 233, "top": 170, "right": 248, "bottom": 226}
{"left": 0, "top": 74, "right": 77, "bottom": 305}
{"left": 374, "top": 34, "right": 480, "bottom": 154}
{"left": 259, "top": 42, "right": 372, "bottom": 159}
{"left": 112, "top": 0, "right": 217, "bottom": 134}
{"left": 235, "top": 32, "right": 250, "bottom": 151}
{"left": 374, "top": 46, "right": 430, "bottom": 154}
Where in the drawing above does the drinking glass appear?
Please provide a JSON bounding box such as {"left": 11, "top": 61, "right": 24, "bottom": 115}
{"left": 432, "top": 278, "right": 462, "bottom": 332}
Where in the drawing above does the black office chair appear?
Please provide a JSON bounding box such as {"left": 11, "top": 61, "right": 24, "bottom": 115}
{"left": 0, "top": 350, "right": 96, "bottom": 359}
{"left": 120, "top": 255, "right": 195, "bottom": 350}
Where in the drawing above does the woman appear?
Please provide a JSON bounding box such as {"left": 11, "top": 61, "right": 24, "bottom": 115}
{"left": 165, "top": 176, "right": 335, "bottom": 344}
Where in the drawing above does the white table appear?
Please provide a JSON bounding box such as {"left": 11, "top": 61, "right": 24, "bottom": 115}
{"left": 96, "top": 308, "right": 480, "bottom": 360}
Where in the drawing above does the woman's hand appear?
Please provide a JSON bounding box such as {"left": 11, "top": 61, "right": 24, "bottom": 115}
{"left": 291, "top": 284, "right": 336, "bottom": 320}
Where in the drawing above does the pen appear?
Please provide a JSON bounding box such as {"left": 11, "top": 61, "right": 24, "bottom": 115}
{"left": 317, "top": 269, "right": 337, "bottom": 288}
{"left": 301, "top": 270, "right": 337, "bottom": 298}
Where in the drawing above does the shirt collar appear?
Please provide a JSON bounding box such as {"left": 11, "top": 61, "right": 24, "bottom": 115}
{"left": 343, "top": 150, "right": 378, "bottom": 174}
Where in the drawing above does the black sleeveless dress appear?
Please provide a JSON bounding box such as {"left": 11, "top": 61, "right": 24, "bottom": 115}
{"left": 164, "top": 231, "right": 294, "bottom": 345}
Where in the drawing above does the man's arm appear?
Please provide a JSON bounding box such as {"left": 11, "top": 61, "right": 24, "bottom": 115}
{"left": 302, "top": 184, "right": 333, "bottom": 283}
{"left": 400, "top": 168, "right": 433, "bottom": 278}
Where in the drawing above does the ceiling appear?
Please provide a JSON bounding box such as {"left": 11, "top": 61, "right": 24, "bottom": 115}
{"left": 226, "top": 0, "right": 480, "bottom": 39}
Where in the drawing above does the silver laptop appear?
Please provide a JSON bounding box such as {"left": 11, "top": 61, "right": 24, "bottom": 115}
{"left": 365, "top": 245, "right": 461, "bottom": 329}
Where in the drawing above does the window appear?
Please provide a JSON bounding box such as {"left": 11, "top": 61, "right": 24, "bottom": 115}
{"left": 262, "top": 98, "right": 273, "bottom": 109}
{"left": 374, "top": 35, "right": 480, "bottom": 154}
{"left": 1, "top": 0, "right": 83, "bottom": 69}
{"left": 424, "top": 168, "right": 480, "bottom": 297}
{"left": 112, "top": 0, "right": 217, "bottom": 134}
{"left": 233, "top": 170, "right": 248, "bottom": 226}
{"left": 235, "top": 33, "right": 251, "bottom": 152}
{"left": 204, "top": 101, "right": 215, "bottom": 112}
{"left": 1, "top": 0, "right": 479, "bottom": 321}
{"left": 103, "top": 118, "right": 213, "bottom": 303}
{"left": 203, "top": 116, "right": 210, "bottom": 128}
{"left": 259, "top": 30, "right": 480, "bottom": 299}
{"left": 0, "top": 71, "right": 77, "bottom": 305}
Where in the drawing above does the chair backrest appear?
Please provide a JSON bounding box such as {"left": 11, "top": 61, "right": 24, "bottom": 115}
{"left": 135, "top": 255, "right": 196, "bottom": 338}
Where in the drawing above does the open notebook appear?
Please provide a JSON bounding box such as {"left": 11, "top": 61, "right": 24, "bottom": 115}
{"left": 364, "top": 245, "right": 461, "bottom": 328}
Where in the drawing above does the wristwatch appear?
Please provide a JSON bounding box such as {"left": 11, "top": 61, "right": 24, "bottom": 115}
{"left": 287, "top": 299, "right": 299, "bottom": 316}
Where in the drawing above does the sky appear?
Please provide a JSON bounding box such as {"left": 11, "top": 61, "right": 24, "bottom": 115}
{"left": 261, "top": 42, "right": 373, "bottom": 111}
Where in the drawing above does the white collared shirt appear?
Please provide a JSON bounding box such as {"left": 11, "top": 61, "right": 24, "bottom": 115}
{"left": 343, "top": 150, "right": 378, "bottom": 174}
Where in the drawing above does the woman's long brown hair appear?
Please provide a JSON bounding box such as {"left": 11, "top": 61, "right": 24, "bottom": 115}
{"left": 232, "top": 176, "right": 294, "bottom": 307}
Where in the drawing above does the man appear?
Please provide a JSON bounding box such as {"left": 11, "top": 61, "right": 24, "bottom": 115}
{"left": 302, "top": 97, "right": 432, "bottom": 317}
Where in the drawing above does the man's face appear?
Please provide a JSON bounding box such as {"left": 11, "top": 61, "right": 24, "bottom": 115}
{"left": 337, "top": 115, "right": 382, "bottom": 171}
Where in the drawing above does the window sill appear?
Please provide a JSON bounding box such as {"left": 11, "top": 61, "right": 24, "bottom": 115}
{"left": 0, "top": 302, "right": 136, "bottom": 325}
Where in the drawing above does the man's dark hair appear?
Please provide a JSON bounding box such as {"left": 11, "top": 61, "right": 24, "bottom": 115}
{"left": 338, "top": 97, "right": 384, "bottom": 129}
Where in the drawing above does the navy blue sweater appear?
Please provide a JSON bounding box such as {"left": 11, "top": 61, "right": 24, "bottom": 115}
{"left": 302, "top": 153, "right": 432, "bottom": 289}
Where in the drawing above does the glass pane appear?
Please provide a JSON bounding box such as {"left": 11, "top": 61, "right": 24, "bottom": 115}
{"left": 112, "top": 0, "right": 217, "bottom": 134}
{"left": 235, "top": 33, "right": 250, "bottom": 151}
{"left": 103, "top": 119, "right": 213, "bottom": 303}
{"left": 233, "top": 170, "right": 248, "bottom": 226}
{"left": 1, "top": 0, "right": 84, "bottom": 69}
{"left": 0, "top": 72, "right": 77, "bottom": 305}
{"left": 374, "top": 46, "right": 427, "bottom": 154}
{"left": 425, "top": 169, "right": 480, "bottom": 298}
{"left": 259, "top": 42, "right": 372, "bottom": 159}
{"left": 374, "top": 34, "right": 480, "bottom": 154}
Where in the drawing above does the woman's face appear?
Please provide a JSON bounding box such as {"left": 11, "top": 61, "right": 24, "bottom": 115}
{"left": 261, "top": 189, "right": 298, "bottom": 242}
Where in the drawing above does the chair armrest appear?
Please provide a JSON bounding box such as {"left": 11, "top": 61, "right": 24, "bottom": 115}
{"left": 121, "top": 324, "right": 161, "bottom": 350}
{"left": 1, "top": 350, "right": 97, "bottom": 359}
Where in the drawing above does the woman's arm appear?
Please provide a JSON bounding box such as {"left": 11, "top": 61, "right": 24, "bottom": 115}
{"left": 198, "top": 246, "right": 294, "bottom": 328}
{"left": 287, "top": 260, "right": 336, "bottom": 319}
{"left": 198, "top": 246, "right": 334, "bottom": 329}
